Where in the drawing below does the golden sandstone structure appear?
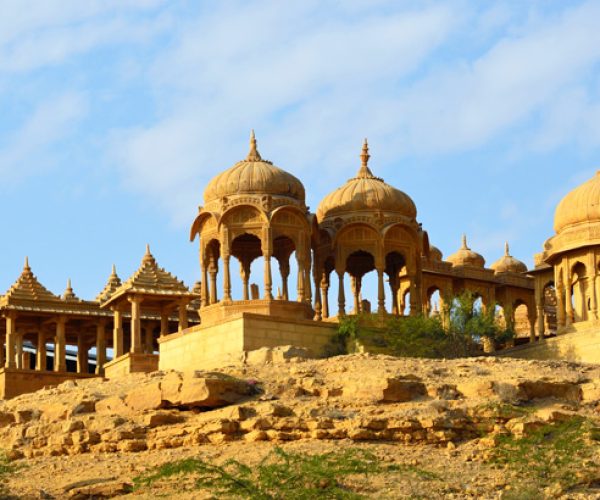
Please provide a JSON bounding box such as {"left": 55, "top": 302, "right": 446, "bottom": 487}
{"left": 0, "top": 133, "right": 597, "bottom": 398}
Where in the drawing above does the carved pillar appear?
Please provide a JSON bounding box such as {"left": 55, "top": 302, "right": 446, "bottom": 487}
{"left": 95, "top": 321, "right": 106, "bottom": 375}
{"left": 112, "top": 307, "right": 124, "bottom": 358}
{"left": 351, "top": 276, "right": 359, "bottom": 314}
{"left": 264, "top": 255, "right": 273, "bottom": 300}
{"left": 36, "top": 331, "right": 46, "bottom": 371}
{"left": 160, "top": 308, "right": 170, "bottom": 337}
{"left": 321, "top": 273, "right": 330, "bottom": 319}
{"left": 313, "top": 272, "right": 322, "bottom": 321}
{"left": 337, "top": 270, "right": 345, "bottom": 317}
{"left": 240, "top": 260, "right": 251, "bottom": 301}
{"left": 208, "top": 257, "right": 218, "bottom": 305}
{"left": 54, "top": 316, "right": 67, "bottom": 372}
{"left": 389, "top": 277, "right": 399, "bottom": 316}
{"left": 222, "top": 254, "right": 232, "bottom": 303}
{"left": 565, "top": 277, "right": 574, "bottom": 326}
{"left": 535, "top": 282, "right": 545, "bottom": 341}
{"left": 201, "top": 251, "right": 209, "bottom": 308}
{"left": 178, "top": 300, "right": 189, "bottom": 331}
{"left": 279, "top": 260, "right": 290, "bottom": 301}
{"left": 305, "top": 260, "right": 312, "bottom": 306}
{"left": 377, "top": 268, "right": 386, "bottom": 316}
{"left": 77, "top": 336, "right": 88, "bottom": 374}
{"left": 529, "top": 309, "right": 537, "bottom": 343}
{"left": 409, "top": 277, "right": 419, "bottom": 317}
{"left": 5, "top": 313, "right": 16, "bottom": 369}
{"left": 296, "top": 255, "right": 305, "bottom": 303}
{"left": 129, "top": 296, "right": 143, "bottom": 354}
{"left": 15, "top": 332, "right": 23, "bottom": 369}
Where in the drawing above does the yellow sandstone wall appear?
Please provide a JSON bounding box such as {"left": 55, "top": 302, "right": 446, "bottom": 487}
{"left": 500, "top": 327, "right": 600, "bottom": 364}
{"left": 104, "top": 353, "right": 159, "bottom": 379}
{"left": 0, "top": 369, "right": 96, "bottom": 399}
{"left": 159, "top": 313, "right": 337, "bottom": 372}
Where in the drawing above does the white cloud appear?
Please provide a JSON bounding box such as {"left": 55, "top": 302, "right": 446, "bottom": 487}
{"left": 0, "top": 92, "right": 87, "bottom": 179}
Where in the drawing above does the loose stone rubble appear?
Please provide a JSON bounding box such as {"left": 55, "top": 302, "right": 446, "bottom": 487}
{"left": 0, "top": 350, "right": 598, "bottom": 464}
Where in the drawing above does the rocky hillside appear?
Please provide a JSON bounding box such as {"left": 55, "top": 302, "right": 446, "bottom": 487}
{"left": 1, "top": 349, "right": 599, "bottom": 499}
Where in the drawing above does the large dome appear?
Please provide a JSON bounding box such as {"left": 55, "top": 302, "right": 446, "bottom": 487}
{"left": 554, "top": 171, "right": 600, "bottom": 234}
{"left": 447, "top": 235, "right": 485, "bottom": 268}
{"left": 316, "top": 140, "right": 417, "bottom": 221}
{"left": 203, "top": 132, "right": 305, "bottom": 204}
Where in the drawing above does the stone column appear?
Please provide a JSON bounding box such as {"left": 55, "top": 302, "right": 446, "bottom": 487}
{"left": 77, "top": 336, "right": 88, "bottom": 374}
{"left": 54, "top": 317, "right": 67, "bottom": 372}
{"left": 279, "top": 260, "right": 290, "bottom": 301}
{"left": 15, "top": 332, "right": 23, "bottom": 369}
{"left": 296, "top": 256, "right": 305, "bottom": 303}
{"left": 556, "top": 284, "right": 566, "bottom": 329}
{"left": 240, "top": 261, "right": 251, "bottom": 301}
{"left": 337, "top": 270, "right": 345, "bottom": 317}
{"left": 36, "top": 331, "right": 46, "bottom": 371}
{"left": 222, "top": 254, "right": 232, "bottom": 303}
{"left": 0, "top": 336, "right": 4, "bottom": 369}
{"left": 304, "top": 263, "right": 312, "bottom": 306}
{"left": 178, "top": 300, "right": 189, "bottom": 331}
{"left": 409, "top": 278, "right": 420, "bottom": 317}
{"left": 5, "top": 313, "right": 16, "bottom": 369}
{"left": 565, "top": 280, "right": 574, "bottom": 326}
{"left": 529, "top": 310, "right": 537, "bottom": 344}
{"left": 377, "top": 269, "right": 386, "bottom": 316}
{"left": 389, "top": 279, "right": 400, "bottom": 316}
{"left": 313, "top": 276, "right": 322, "bottom": 321}
{"left": 321, "top": 274, "right": 330, "bottom": 319}
{"left": 209, "top": 258, "right": 218, "bottom": 305}
{"left": 535, "top": 282, "right": 545, "bottom": 341}
{"left": 112, "top": 307, "right": 124, "bottom": 358}
{"left": 351, "top": 276, "right": 359, "bottom": 314}
{"left": 160, "top": 309, "right": 170, "bottom": 337}
{"left": 264, "top": 255, "right": 273, "bottom": 300}
{"left": 201, "top": 253, "right": 209, "bottom": 308}
{"left": 144, "top": 325, "right": 154, "bottom": 354}
{"left": 95, "top": 321, "right": 106, "bottom": 375}
{"left": 129, "top": 296, "right": 143, "bottom": 354}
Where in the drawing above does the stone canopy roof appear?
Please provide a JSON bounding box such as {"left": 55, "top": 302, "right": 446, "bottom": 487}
{"left": 101, "top": 245, "right": 194, "bottom": 307}
{"left": 96, "top": 265, "right": 122, "bottom": 303}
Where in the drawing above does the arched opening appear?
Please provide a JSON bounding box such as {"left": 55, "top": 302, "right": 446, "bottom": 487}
{"left": 401, "top": 288, "right": 411, "bottom": 316}
{"left": 427, "top": 286, "right": 441, "bottom": 317}
{"left": 513, "top": 300, "right": 530, "bottom": 340}
{"left": 385, "top": 251, "right": 406, "bottom": 315}
{"left": 273, "top": 235, "right": 305, "bottom": 302}
{"left": 231, "top": 233, "right": 262, "bottom": 301}
{"left": 571, "top": 262, "right": 587, "bottom": 322}
{"left": 346, "top": 250, "right": 376, "bottom": 315}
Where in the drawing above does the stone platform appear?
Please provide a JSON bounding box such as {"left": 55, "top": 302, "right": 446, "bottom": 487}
{"left": 0, "top": 368, "right": 97, "bottom": 399}
{"left": 159, "top": 313, "right": 338, "bottom": 371}
{"left": 499, "top": 323, "right": 600, "bottom": 364}
{"left": 104, "top": 352, "right": 159, "bottom": 379}
{"left": 198, "top": 300, "right": 314, "bottom": 325}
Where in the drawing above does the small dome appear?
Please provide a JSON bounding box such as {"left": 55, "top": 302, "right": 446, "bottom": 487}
{"left": 554, "top": 171, "right": 600, "bottom": 233}
{"left": 491, "top": 242, "right": 528, "bottom": 274}
{"left": 429, "top": 245, "right": 443, "bottom": 262}
{"left": 447, "top": 235, "right": 485, "bottom": 268}
{"left": 203, "top": 131, "right": 305, "bottom": 204}
{"left": 316, "top": 140, "right": 417, "bottom": 221}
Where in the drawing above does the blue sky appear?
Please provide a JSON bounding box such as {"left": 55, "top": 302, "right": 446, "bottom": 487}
{"left": 0, "top": 0, "right": 599, "bottom": 301}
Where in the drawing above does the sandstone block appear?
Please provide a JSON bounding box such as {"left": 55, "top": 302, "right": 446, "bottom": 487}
{"left": 517, "top": 381, "right": 582, "bottom": 402}
{"left": 144, "top": 411, "right": 184, "bottom": 428}
{"left": 124, "top": 382, "right": 163, "bottom": 412}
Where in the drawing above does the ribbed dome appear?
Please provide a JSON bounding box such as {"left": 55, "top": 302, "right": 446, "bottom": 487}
{"left": 554, "top": 171, "right": 600, "bottom": 233}
{"left": 203, "top": 131, "right": 305, "bottom": 204}
{"left": 316, "top": 140, "right": 417, "bottom": 221}
{"left": 491, "top": 242, "right": 527, "bottom": 274}
{"left": 447, "top": 235, "right": 485, "bottom": 268}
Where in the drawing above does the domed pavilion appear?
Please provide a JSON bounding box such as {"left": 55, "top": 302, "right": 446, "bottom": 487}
{"left": 533, "top": 171, "right": 600, "bottom": 333}
{"left": 315, "top": 140, "right": 424, "bottom": 319}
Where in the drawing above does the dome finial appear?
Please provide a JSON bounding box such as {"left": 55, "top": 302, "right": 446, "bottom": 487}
{"left": 111, "top": 263, "right": 117, "bottom": 276}
{"left": 461, "top": 234, "right": 469, "bottom": 250}
{"left": 505, "top": 241, "right": 510, "bottom": 256}
{"left": 246, "top": 129, "right": 262, "bottom": 161}
{"left": 24, "top": 256, "right": 30, "bottom": 270}
{"left": 357, "top": 138, "right": 374, "bottom": 178}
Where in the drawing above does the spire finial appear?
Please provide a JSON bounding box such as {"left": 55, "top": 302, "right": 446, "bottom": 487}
{"left": 111, "top": 263, "right": 117, "bottom": 276}
{"left": 143, "top": 243, "right": 155, "bottom": 265}
{"left": 461, "top": 234, "right": 469, "bottom": 250}
{"left": 505, "top": 241, "right": 510, "bottom": 256}
{"left": 24, "top": 256, "right": 30, "bottom": 270}
{"left": 356, "top": 138, "right": 374, "bottom": 178}
{"left": 246, "top": 129, "right": 262, "bottom": 161}
{"left": 67, "top": 278, "right": 72, "bottom": 289}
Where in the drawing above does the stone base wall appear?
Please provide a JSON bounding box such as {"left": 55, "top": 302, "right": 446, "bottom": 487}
{"left": 0, "top": 368, "right": 97, "bottom": 399}
{"left": 104, "top": 353, "right": 159, "bottom": 379}
{"left": 159, "top": 313, "right": 338, "bottom": 372}
{"left": 499, "top": 327, "right": 600, "bottom": 364}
